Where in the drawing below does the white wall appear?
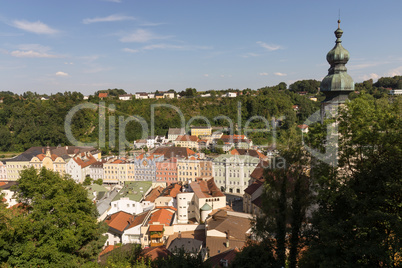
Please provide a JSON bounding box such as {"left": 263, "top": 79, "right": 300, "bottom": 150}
{"left": 108, "top": 198, "right": 143, "bottom": 216}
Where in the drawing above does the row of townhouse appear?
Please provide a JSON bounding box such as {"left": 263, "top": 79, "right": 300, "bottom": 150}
{"left": 173, "top": 134, "right": 253, "bottom": 152}
{"left": 1, "top": 145, "right": 267, "bottom": 196}
{"left": 1, "top": 146, "right": 101, "bottom": 182}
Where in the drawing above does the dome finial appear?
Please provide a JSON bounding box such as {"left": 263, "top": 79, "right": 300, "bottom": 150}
{"left": 335, "top": 19, "right": 343, "bottom": 42}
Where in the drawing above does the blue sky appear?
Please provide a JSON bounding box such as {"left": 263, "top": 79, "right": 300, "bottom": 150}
{"left": 0, "top": 0, "right": 401, "bottom": 95}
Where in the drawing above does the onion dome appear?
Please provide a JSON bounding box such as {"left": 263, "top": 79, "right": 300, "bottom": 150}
{"left": 321, "top": 20, "right": 354, "bottom": 94}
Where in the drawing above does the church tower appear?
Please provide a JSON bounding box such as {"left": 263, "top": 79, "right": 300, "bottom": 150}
{"left": 320, "top": 20, "right": 354, "bottom": 122}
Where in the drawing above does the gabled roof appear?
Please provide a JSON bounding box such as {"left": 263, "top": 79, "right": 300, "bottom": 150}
{"left": 175, "top": 135, "right": 199, "bottom": 142}
{"left": 73, "top": 154, "right": 98, "bottom": 168}
{"left": 160, "top": 183, "right": 181, "bottom": 198}
{"left": 168, "top": 238, "right": 203, "bottom": 253}
{"left": 99, "top": 92, "right": 108, "bottom": 98}
{"left": 208, "top": 247, "right": 240, "bottom": 267}
{"left": 144, "top": 186, "right": 164, "bottom": 202}
{"left": 142, "top": 246, "right": 171, "bottom": 261}
{"left": 128, "top": 211, "right": 150, "bottom": 229}
{"left": 244, "top": 179, "right": 264, "bottom": 196}
{"left": 151, "top": 146, "right": 196, "bottom": 160}
{"left": 207, "top": 210, "right": 252, "bottom": 241}
{"left": 298, "top": 124, "right": 309, "bottom": 130}
{"left": 230, "top": 149, "right": 267, "bottom": 160}
{"left": 190, "top": 178, "right": 225, "bottom": 198}
{"left": 148, "top": 208, "right": 174, "bottom": 226}
{"left": 252, "top": 196, "right": 263, "bottom": 209}
{"left": 105, "top": 211, "right": 134, "bottom": 233}
{"left": 250, "top": 161, "right": 268, "bottom": 180}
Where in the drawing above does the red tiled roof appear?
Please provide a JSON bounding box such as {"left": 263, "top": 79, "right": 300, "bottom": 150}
{"left": 128, "top": 211, "right": 150, "bottom": 229}
{"left": 142, "top": 246, "right": 171, "bottom": 261}
{"left": 190, "top": 178, "right": 225, "bottom": 198}
{"left": 105, "top": 211, "right": 134, "bottom": 232}
{"left": 160, "top": 183, "right": 181, "bottom": 198}
{"left": 250, "top": 161, "right": 268, "bottom": 180}
{"left": 149, "top": 224, "right": 164, "bottom": 232}
{"left": 230, "top": 149, "right": 267, "bottom": 160}
{"left": 175, "top": 135, "right": 198, "bottom": 142}
{"left": 298, "top": 124, "right": 309, "bottom": 130}
{"left": 252, "top": 196, "right": 263, "bottom": 208}
{"left": 73, "top": 154, "right": 98, "bottom": 168}
{"left": 100, "top": 245, "right": 119, "bottom": 256}
{"left": 148, "top": 209, "right": 174, "bottom": 226}
{"left": 154, "top": 206, "right": 177, "bottom": 211}
{"left": 152, "top": 147, "right": 196, "bottom": 159}
{"left": 0, "top": 182, "right": 6, "bottom": 187}
{"left": 145, "top": 186, "right": 164, "bottom": 202}
{"left": 99, "top": 93, "right": 108, "bottom": 98}
{"left": 244, "top": 179, "right": 264, "bottom": 196}
{"left": 208, "top": 247, "right": 240, "bottom": 267}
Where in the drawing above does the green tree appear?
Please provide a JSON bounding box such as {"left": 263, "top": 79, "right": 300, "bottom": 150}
{"left": 300, "top": 95, "right": 402, "bottom": 267}
{"left": 2, "top": 168, "right": 107, "bottom": 267}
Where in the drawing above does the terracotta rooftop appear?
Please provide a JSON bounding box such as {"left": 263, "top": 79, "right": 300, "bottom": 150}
{"left": 142, "top": 246, "right": 171, "bottom": 261}
{"left": 206, "top": 236, "right": 245, "bottom": 258}
{"left": 298, "top": 124, "right": 309, "bottom": 130}
{"left": 128, "top": 211, "right": 150, "bottom": 229}
{"left": 244, "top": 179, "right": 264, "bottom": 196}
{"left": 207, "top": 210, "right": 252, "bottom": 241}
{"left": 208, "top": 247, "right": 240, "bottom": 267}
{"left": 252, "top": 196, "right": 263, "bottom": 209}
{"left": 105, "top": 211, "right": 134, "bottom": 233}
{"left": 190, "top": 178, "right": 225, "bottom": 199}
{"left": 175, "top": 135, "right": 199, "bottom": 142}
{"left": 151, "top": 146, "right": 196, "bottom": 160}
{"left": 144, "top": 186, "right": 164, "bottom": 202}
{"left": 161, "top": 183, "right": 181, "bottom": 198}
{"left": 148, "top": 208, "right": 174, "bottom": 226}
{"left": 149, "top": 224, "right": 164, "bottom": 232}
{"left": 73, "top": 154, "right": 98, "bottom": 168}
{"left": 230, "top": 149, "right": 267, "bottom": 160}
{"left": 99, "top": 245, "right": 119, "bottom": 256}
{"left": 99, "top": 92, "right": 108, "bottom": 98}
{"left": 250, "top": 161, "right": 268, "bottom": 181}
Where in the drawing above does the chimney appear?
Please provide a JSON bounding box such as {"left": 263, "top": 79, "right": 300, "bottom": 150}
{"left": 225, "top": 230, "right": 230, "bottom": 248}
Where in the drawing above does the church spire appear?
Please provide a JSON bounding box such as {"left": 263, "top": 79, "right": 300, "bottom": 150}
{"left": 320, "top": 20, "right": 354, "bottom": 103}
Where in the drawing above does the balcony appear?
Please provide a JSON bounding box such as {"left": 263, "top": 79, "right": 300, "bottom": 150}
{"left": 150, "top": 242, "right": 164, "bottom": 247}
{"left": 150, "top": 233, "right": 163, "bottom": 239}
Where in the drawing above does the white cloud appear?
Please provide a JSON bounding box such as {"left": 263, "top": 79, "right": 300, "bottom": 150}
{"left": 9, "top": 44, "right": 63, "bottom": 58}
{"left": 140, "top": 22, "right": 166, "bottom": 27}
{"left": 122, "top": 48, "right": 140, "bottom": 53}
{"left": 83, "top": 14, "right": 135, "bottom": 24}
{"left": 242, "top": 52, "right": 260, "bottom": 58}
{"left": 387, "top": 66, "right": 402, "bottom": 77}
{"left": 359, "top": 73, "right": 380, "bottom": 81}
{"left": 203, "top": 74, "right": 209, "bottom": 77}
{"left": 274, "top": 72, "right": 287, "bottom": 77}
{"left": 257, "top": 41, "right": 283, "bottom": 51}
{"left": 259, "top": 72, "right": 269, "bottom": 76}
{"left": 220, "top": 75, "right": 225, "bottom": 78}
{"left": 12, "top": 20, "right": 58, "bottom": 35}
{"left": 123, "top": 43, "right": 211, "bottom": 53}
{"left": 142, "top": 44, "right": 183, "bottom": 50}
{"left": 10, "top": 50, "right": 60, "bottom": 58}
{"left": 64, "top": 62, "right": 74, "bottom": 65}
{"left": 56, "top": 71, "right": 69, "bottom": 77}
{"left": 119, "top": 29, "right": 171, "bottom": 43}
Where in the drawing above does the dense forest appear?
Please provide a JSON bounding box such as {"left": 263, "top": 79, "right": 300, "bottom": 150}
{"left": 0, "top": 76, "right": 400, "bottom": 154}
